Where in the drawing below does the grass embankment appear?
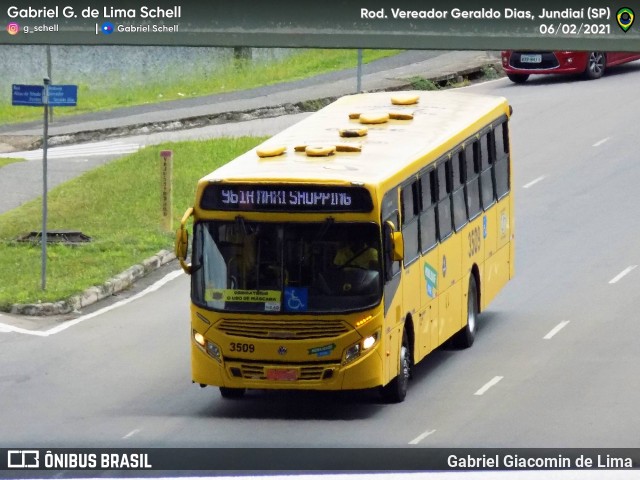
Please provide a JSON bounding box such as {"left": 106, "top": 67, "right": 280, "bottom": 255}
{"left": 0, "top": 137, "right": 265, "bottom": 310}
{"left": 0, "top": 49, "right": 399, "bottom": 125}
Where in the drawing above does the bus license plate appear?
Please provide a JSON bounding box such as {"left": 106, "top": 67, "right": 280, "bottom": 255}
{"left": 520, "top": 54, "right": 542, "bottom": 63}
{"left": 266, "top": 368, "right": 298, "bottom": 381}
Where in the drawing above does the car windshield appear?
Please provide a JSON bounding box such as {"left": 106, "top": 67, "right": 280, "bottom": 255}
{"left": 191, "top": 220, "right": 382, "bottom": 313}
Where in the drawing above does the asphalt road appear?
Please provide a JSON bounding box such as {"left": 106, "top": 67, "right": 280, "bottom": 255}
{"left": 2, "top": 61, "right": 640, "bottom": 453}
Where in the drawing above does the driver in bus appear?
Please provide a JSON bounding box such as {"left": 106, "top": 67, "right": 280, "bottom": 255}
{"left": 333, "top": 240, "right": 378, "bottom": 269}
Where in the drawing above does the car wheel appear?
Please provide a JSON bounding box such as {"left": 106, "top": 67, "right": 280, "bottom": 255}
{"left": 380, "top": 329, "right": 411, "bottom": 403}
{"left": 453, "top": 275, "right": 478, "bottom": 348}
{"left": 507, "top": 73, "right": 529, "bottom": 84}
{"left": 219, "top": 387, "right": 246, "bottom": 399}
{"left": 584, "top": 52, "right": 606, "bottom": 79}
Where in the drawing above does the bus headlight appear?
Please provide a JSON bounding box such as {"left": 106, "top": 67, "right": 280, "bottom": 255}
{"left": 193, "top": 330, "right": 222, "bottom": 363}
{"left": 343, "top": 330, "right": 380, "bottom": 365}
{"left": 206, "top": 341, "right": 222, "bottom": 362}
{"left": 344, "top": 343, "right": 361, "bottom": 364}
{"left": 194, "top": 331, "right": 206, "bottom": 347}
{"left": 362, "top": 331, "right": 379, "bottom": 350}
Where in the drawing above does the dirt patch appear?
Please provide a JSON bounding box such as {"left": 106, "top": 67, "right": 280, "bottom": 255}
{"left": 0, "top": 135, "right": 42, "bottom": 153}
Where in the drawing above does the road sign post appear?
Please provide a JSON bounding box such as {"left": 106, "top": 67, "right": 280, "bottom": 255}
{"left": 357, "top": 49, "right": 363, "bottom": 93}
{"left": 160, "top": 150, "right": 174, "bottom": 232}
{"left": 12, "top": 80, "right": 77, "bottom": 290}
{"left": 42, "top": 78, "right": 49, "bottom": 291}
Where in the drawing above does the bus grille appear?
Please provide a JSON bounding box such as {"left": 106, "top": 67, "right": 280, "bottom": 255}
{"left": 217, "top": 318, "right": 350, "bottom": 339}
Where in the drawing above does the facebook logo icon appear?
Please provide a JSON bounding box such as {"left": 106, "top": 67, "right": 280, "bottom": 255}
{"left": 7, "top": 450, "right": 39, "bottom": 468}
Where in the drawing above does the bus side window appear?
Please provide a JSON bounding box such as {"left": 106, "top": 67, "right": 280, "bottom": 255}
{"left": 494, "top": 120, "right": 509, "bottom": 159}
{"left": 435, "top": 162, "right": 453, "bottom": 240}
{"left": 479, "top": 134, "right": 496, "bottom": 210}
{"left": 494, "top": 122, "right": 510, "bottom": 199}
{"left": 401, "top": 180, "right": 420, "bottom": 266}
{"left": 465, "top": 143, "right": 482, "bottom": 219}
{"left": 419, "top": 170, "right": 437, "bottom": 253}
{"left": 451, "top": 152, "right": 468, "bottom": 232}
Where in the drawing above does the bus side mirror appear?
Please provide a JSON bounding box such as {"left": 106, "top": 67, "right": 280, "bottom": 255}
{"left": 391, "top": 231, "right": 404, "bottom": 261}
{"left": 175, "top": 207, "right": 193, "bottom": 274}
{"left": 383, "top": 220, "right": 404, "bottom": 262}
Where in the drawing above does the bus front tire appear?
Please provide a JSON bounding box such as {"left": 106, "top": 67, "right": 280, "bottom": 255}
{"left": 380, "top": 329, "right": 411, "bottom": 403}
{"left": 219, "top": 387, "right": 246, "bottom": 399}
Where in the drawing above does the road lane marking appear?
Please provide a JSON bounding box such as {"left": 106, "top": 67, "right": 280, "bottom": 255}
{"left": 544, "top": 321, "right": 570, "bottom": 340}
{"left": 592, "top": 137, "right": 610, "bottom": 147}
{"left": 0, "top": 269, "right": 184, "bottom": 337}
{"left": 609, "top": 265, "right": 638, "bottom": 284}
{"left": 474, "top": 376, "right": 503, "bottom": 396}
{"left": 523, "top": 176, "right": 545, "bottom": 189}
{"left": 122, "top": 429, "right": 141, "bottom": 440}
{"left": 408, "top": 429, "right": 436, "bottom": 445}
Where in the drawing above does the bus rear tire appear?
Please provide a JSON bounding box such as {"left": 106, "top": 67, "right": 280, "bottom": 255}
{"left": 380, "top": 329, "right": 411, "bottom": 403}
{"left": 454, "top": 276, "right": 478, "bottom": 349}
{"left": 219, "top": 387, "right": 246, "bottom": 399}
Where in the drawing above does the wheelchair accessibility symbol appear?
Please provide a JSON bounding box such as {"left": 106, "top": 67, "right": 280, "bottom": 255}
{"left": 284, "top": 287, "right": 308, "bottom": 312}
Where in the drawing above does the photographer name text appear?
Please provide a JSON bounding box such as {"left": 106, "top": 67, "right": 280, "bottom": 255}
{"left": 7, "top": 5, "right": 182, "bottom": 19}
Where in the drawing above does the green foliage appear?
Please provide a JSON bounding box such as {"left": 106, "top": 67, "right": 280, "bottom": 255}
{"left": 408, "top": 76, "right": 440, "bottom": 91}
{"left": 481, "top": 65, "right": 500, "bottom": 80}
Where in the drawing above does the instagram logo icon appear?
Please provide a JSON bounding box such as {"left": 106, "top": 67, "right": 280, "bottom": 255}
{"left": 6, "top": 22, "right": 20, "bottom": 35}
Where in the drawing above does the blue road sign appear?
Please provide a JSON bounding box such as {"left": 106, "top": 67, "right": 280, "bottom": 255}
{"left": 12, "top": 84, "right": 77, "bottom": 107}
{"left": 48, "top": 85, "right": 78, "bottom": 106}
{"left": 12, "top": 84, "right": 44, "bottom": 106}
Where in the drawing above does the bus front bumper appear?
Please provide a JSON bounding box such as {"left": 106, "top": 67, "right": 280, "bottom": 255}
{"left": 191, "top": 344, "right": 385, "bottom": 391}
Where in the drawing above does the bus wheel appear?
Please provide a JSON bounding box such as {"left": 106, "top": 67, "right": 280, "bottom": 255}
{"left": 380, "top": 329, "right": 411, "bottom": 403}
{"left": 219, "top": 387, "right": 246, "bottom": 399}
{"left": 454, "top": 276, "right": 478, "bottom": 348}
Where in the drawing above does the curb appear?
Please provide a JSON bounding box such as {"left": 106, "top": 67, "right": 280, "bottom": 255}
{"left": 9, "top": 249, "right": 176, "bottom": 316}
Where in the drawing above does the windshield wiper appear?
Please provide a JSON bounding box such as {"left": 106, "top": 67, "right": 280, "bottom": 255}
{"left": 235, "top": 215, "right": 248, "bottom": 235}
{"left": 315, "top": 217, "right": 334, "bottom": 240}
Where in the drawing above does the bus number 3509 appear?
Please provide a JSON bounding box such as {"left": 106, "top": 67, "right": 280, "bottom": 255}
{"left": 468, "top": 226, "right": 481, "bottom": 257}
{"left": 230, "top": 342, "right": 255, "bottom": 353}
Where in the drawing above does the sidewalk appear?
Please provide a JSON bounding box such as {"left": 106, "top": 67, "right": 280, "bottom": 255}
{"left": 0, "top": 50, "right": 501, "bottom": 152}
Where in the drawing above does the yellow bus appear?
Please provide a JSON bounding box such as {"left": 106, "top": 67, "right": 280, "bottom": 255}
{"left": 175, "top": 90, "right": 514, "bottom": 402}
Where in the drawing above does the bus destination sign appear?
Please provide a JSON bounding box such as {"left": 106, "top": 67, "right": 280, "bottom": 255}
{"left": 200, "top": 184, "right": 373, "bottom": 213}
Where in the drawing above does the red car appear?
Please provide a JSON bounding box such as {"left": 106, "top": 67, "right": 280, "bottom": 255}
{"left": 501, "top": 51, "right": 640, "bottom": 83}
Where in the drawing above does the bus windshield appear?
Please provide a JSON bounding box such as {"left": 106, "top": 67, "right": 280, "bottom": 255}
{"left": 191, "top": 220, "right": 382, "bottom": 314}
